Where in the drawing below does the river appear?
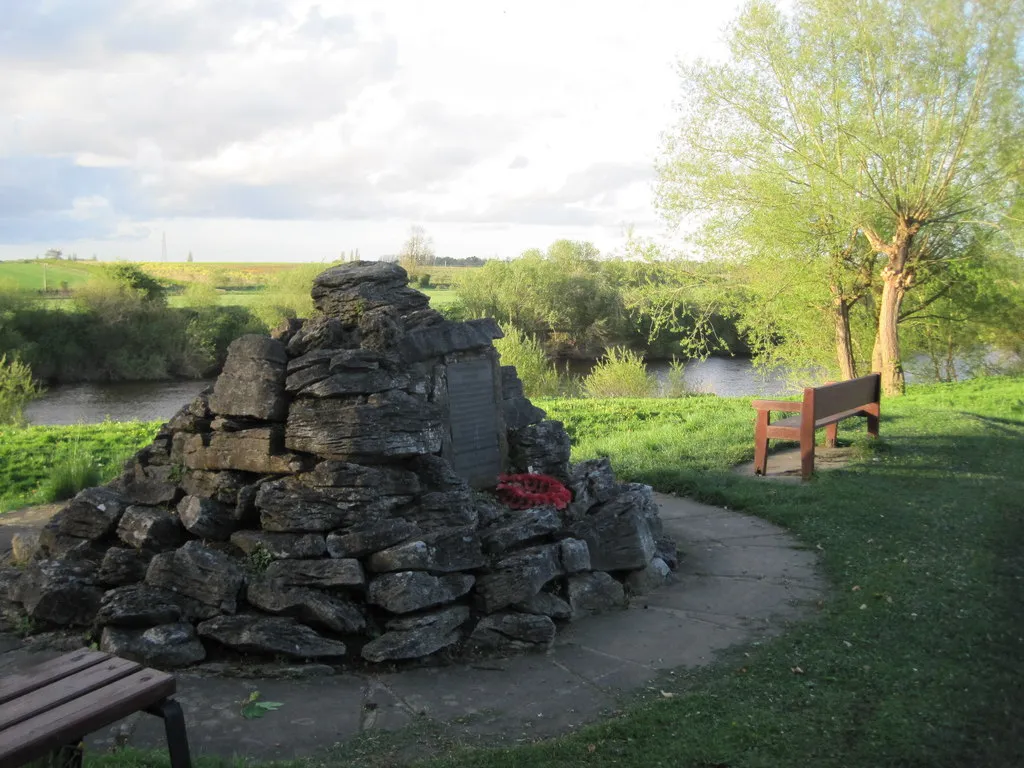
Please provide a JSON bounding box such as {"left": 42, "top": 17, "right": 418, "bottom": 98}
{"left": 23, "top": 357, "right": 793, "bottom": 426}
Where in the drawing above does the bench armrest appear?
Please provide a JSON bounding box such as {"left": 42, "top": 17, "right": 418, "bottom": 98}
{"left": 751, "top": 399, "right": 802, "bottom": 413}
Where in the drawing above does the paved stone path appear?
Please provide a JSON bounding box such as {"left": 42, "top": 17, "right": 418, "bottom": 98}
{"left": 0, "top": 493, "right": 824, "bottom": 761}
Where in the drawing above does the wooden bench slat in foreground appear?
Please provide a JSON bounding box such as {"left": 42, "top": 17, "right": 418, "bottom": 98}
{"left": 752, "top": 373, "right": 881, "bottom": 481}
{"left": 0, "top": 651, "right": 192, "bottom": 768}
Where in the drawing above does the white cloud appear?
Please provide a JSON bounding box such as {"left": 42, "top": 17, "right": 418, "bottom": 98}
{"left": 0, "top": 0, "right": 742, "bottom": 259}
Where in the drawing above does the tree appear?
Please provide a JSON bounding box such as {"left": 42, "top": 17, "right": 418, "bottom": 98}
{"left": 399, "top": 226, "right": 435, "bottom": 274}
{"left": 657, "top": 0, "right": 1023, "bottom": 394}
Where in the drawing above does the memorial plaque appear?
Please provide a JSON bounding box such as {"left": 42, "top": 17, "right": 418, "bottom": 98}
{"left": 446, "top": 358, "right": 502, "bottom": 486}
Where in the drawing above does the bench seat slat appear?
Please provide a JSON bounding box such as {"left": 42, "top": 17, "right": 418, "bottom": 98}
{"left": 0, "top": 657, "right": 141, "bottom": 732}
{"left": 0, "top": 668, "right": 175, "bottom": 768}
{"left": 0, "top": 652, "right": 110, "bottom": 707}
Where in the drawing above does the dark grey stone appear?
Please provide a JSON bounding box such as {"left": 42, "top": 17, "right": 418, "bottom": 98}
{"left": 97, "top": 547, "right": 154, "bottom": 587}
{"left": 362, "top": 605, "right": 469, "bottom": 662}
{"left": 515, "top": 591, "right": 573, "bottom": 621}
{"left": 208, "top": 335, "right": 288, "bottom": 421}
{"left": 558, "top": 538, "right": 591, "bottom": 574}
{"left": 567, "top": 572, "right": 626, "bottom": 618}
{"left": 95, "top": 584, "right": 184, "bottom": 627}
{"left": 230, "top": 531, "right": 327, "bottom": 560}
{"left": 326, "top": 520, "right": 420, "bottom": 559}
{"left": 246, "top": 578, "right": 366, "bottom": 633}
{"left": 367, "top": 571, "right": 474, "bottom": 614}
{"left": 311, "top": 262, "right": 429, "bottom": 324}
{"left": 502, "top": 397, "right": 547, "bottom": 430}
{"left": 565, "top": 458, "right": 619, "bottom": 520}
{"left": 481, "top": 507, "right": 561, "bottom": 555}
{"left": 507, "top": 421, "right": 572, "bottom": 481}
{"left": 286, "top": 315, "right": 354, "bottom": 357}
{"left": 500, "top": 366, "right": 524, "bottom": 399}
{"left": 198, "top": 614, "right": 348, "bottom": 659}
{"left": 286, "top": 390, "right": 443, "bottom": 460}
{"left": 655, "top": 536, "right": 680, "bottom": 571}
{"left": 264, "top": 559, "right": 365, "bottom": 589}
{"left": 256, "top": 465, "right": 416, "bottom": 533}
{"left": 475, "top": 544, "right": 562, "bottom": 613}
{"left": 101, "top": 623, "right": 207, "bottom": 668}
{"left": 54, "top": 487, "right": 129, "bottom": 540}
{"left": 117, "top": 506, "right": 184, "bottom": 551}
{"left": 121, "top": 463, "right": 180, "bottom": 506}
{"left": 415, "top": 489, "right": 480, "bottom": 530}
{"left": 625, "top": 557, "right": 672, "bottom": 595}
{"left": 368, "top": 527, "right": 484, "bottom": 573}
{"left": 400, "top": 318, "right": 503, "bottom": 362}
{"left": 570, "top": 491, "right": 657, "bottom": 572}
{"left": 179, "top": 469, "right": 255, "bottom": 507}
{"left": 467, "top": 612, "right": 556, "bottom": 652}
{"left": 13, "top": 561, "right": 102, "bottom": 626}
{"left": 146, "top": 541, "right": 245, "bottom": 612}
{"left": 164, "top": 391, "right": 211, "bottom": 434}
{"left": 177, "top": 495, "right": 237, "bottom": 541}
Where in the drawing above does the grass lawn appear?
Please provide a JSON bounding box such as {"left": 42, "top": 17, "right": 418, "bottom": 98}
{"left": 0, "top": 422, "right": 160, "bottom": 512}
{"left": 0, "top": 261, "right": 99, "bottom": 292}
{"left": 3, "top": 377, "right": 1019, "bottom": 766}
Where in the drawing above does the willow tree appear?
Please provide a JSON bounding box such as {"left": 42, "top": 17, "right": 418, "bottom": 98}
{"left": 657, "top": 0, "right": 1023, "bottom": 393}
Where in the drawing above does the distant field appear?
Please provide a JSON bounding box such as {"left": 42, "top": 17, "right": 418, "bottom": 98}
{"left": 167, "top": 286, "right": 461, "bottom": 309}
{"left": 0, "top": 261, "right": 100, "bottom": 292}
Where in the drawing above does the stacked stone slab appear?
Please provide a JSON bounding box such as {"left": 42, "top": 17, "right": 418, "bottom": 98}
{"left": 2, "top": 262, "right": 677, "bottom": 668}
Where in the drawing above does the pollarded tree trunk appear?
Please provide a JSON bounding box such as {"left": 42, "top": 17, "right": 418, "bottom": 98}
{"left": 833, "top": 299, "right": 857, "bottom": 380}
{"left": 874, "top": 265, "right": 909, "bottom": 395}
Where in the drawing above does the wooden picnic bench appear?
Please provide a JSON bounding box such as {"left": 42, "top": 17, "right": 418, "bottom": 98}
{"left": 0, "top": 650, "right": 191, "bottom": 768}
{"left": 752, "top": 373, "right": 880, "bottom": 481}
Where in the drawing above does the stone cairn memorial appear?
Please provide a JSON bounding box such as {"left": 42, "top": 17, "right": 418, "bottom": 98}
{"left": 3, "top": 262, "right": 677, "bottom": 668}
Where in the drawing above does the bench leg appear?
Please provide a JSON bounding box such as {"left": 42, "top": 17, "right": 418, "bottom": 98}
{"left": 867, "top": 413, "right": 879, "bottom": 438}
{"left": 800, "top": 438, "right": 815, "bottom": 481}
{"left": 824, "top": 422, "right": 838, "bottom": 448}
{"left": 754, "top": 410, "right": 769, "bottom": 475}
{"left": 146, "top": 699, "right": 192, "bottom": 768}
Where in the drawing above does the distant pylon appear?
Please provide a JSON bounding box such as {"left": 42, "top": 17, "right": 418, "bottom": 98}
{"left": 162, "top": 232, "right": 167, "bottom": 262}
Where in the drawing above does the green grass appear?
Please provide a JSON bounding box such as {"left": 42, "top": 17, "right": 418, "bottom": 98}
{"left": 13, "top": 376, "right": 1020, "bottom": 767}
{"left": 0, "top": 260, "right": 100, "bottom": 292}
{"left": 0, "top": 421, "right": 160, "bottom": 512}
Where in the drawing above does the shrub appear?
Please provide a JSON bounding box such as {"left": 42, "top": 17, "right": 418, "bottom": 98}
{"left": 417, "top": 273, "right": 432, "bottom": 288}
{"left": 40, "top": 447, "right": 102, "bottom": 502}
{"left": 494, "top": 324, "right": 562, "bottom": 398}
{"left": 0, "top": 355, "right": 42, "bottom": 426}
{"left": 582, "top": 347, "right": 656, "bottom": 398}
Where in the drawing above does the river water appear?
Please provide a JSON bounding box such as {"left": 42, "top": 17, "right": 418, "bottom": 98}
{"left": 23, "top": 357, "right": 792, "bottom": 427}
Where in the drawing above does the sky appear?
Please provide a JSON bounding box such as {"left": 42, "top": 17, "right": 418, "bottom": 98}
{"left": 0, "top": 0, "right": 743, "bottom": 263}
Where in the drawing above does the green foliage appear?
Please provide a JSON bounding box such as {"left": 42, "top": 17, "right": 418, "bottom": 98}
{"left": 244, "top": 546, "right": 274, "bottom": 576}
{"left": 104, "top": 263, "right": 166, "bottom": 304}
{"left": 40, "top": 446, "right": 102, "bottom": 503}
{"left": 0, "top": 421, "right": 159, "bottom": 512}
{"left": 417, "top": 273, "right": 432, "bottom": 289}
{"left": 0, "top": 354, "right": 41, "bottom": 426}
{"left": 581, "top": 347, "right": 657, "bottom": 398}
{"left": 493, "top": 324, "right": 562, "bottom": 398}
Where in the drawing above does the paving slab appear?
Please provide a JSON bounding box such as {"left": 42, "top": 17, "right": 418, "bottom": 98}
{"left": 0, "top": 492, "right": 825, "bottom": 761}
{"left": 733, "top": 445, "right": 857, "bottom": 482}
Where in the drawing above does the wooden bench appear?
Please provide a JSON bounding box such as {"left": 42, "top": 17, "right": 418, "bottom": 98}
{"left": 0, "top": 650, "right": 192, "bottom": 768}
{"left": 752, "top": 373, "right": 880, "bottom": 481}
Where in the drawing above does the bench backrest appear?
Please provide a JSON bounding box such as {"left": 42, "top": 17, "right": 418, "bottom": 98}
{"left": 807, "top": 373, "right": 880, "bottom": 420}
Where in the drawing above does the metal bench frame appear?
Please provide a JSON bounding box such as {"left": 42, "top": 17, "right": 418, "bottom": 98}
{"left": 0, "top": 650, "right": 192, "bottom": 768}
